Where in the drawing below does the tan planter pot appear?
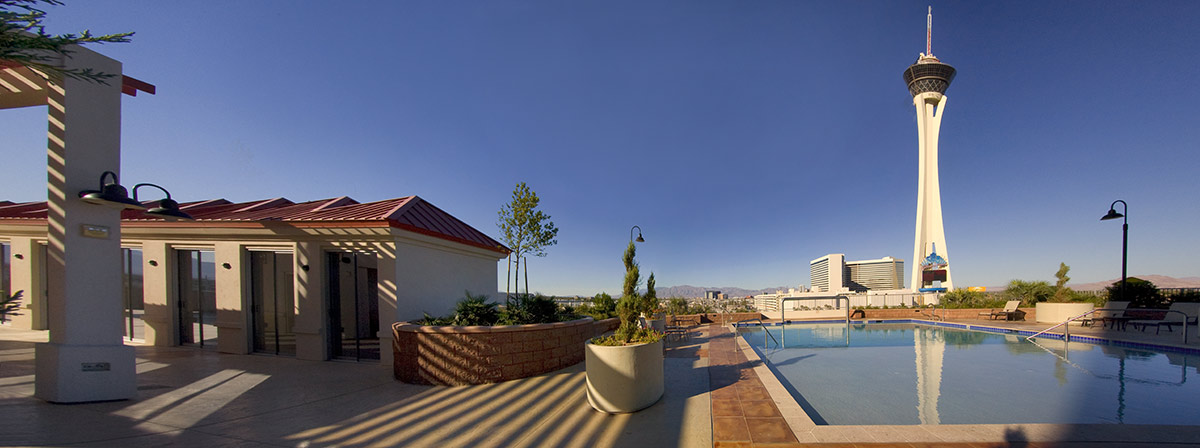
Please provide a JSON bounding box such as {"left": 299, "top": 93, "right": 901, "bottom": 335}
{"left": 1035, "top": 302, "right": 1095, "bottom": 324}
{"left": 584, "top": 339, "right": 664, "bottom": 413}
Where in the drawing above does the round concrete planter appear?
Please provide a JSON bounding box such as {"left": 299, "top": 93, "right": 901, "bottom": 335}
{"left": 584, "top": 339, "right": 664, "bottom": 414}
{"left": 1035, "top": 302, "right": 1095, "bottom": 324}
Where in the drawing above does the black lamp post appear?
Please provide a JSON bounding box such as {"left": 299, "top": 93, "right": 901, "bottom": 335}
{"left": 1101, "top": 200, "right": 1127, "bottom": 300}
{"left": 630, "top": 225, "right": 644, "bottom": 244}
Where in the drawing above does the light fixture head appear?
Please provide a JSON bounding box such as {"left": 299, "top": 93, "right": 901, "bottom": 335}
{"left": 1100, "top": 209, "right": 1124, "bottom": 221}
{"left": 79, "top": 171, "right": 146, "bottom": 210}
{"left": 145, "top": 198, "right": 194, "bottom": 221}
{"left": 635, "top": 234, "right": 645, "bottom": 243}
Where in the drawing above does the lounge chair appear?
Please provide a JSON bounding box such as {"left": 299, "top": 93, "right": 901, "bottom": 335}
{"left": 1080, "top": 301, "right": 1130, "bottom": 328}
{"left": 664, "top": 315, "right": 688, "bottom": 341}
{"left": 1128, "top": 303, "right": 1200, "bottom": 335}
{"left": 979, "top": 300, "right": 1022, "bottom": 321}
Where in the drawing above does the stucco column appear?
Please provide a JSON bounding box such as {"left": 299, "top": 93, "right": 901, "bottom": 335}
{"left": 5, "top": 237, "right": 43, "bottom": 330}
{"left": 34, "top": 48, "right": 136, "bottom": 403}
{"left": 213, "top": 242, "right": 246, "bottom": 354}
{"left": 293, "top": 241, "right": 326, "bottom": 361}
{"left": 139, "top": 241, "right": 172, "bottom": 346}
{"left": 377, "top": 242, "right": 398, "bottom": 367}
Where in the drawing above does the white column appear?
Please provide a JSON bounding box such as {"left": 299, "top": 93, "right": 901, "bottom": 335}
{"left": 294, "top": 240, "right": 327, "bottom": 361}
{"left": 34, "top": 48, "right": 136, "bottom": 403}
{"left": 214, "top": 242, "right": 247, "bottom": 354}
{"left": 139, "top": 241, "right": 173, "bottom": 346}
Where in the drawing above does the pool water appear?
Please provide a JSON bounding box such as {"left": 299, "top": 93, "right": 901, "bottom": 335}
{"left": 738, "top": 322, "right": 1200, "bottom": 426}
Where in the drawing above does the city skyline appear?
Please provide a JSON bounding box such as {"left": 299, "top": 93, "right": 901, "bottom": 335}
{"left": 2, "top": 1, "right": 1198, "bottom": 296}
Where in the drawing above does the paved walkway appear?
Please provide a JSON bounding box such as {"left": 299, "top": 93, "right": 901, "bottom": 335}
{"left": 0, "top": 327, "right": 710, "bottom": 447}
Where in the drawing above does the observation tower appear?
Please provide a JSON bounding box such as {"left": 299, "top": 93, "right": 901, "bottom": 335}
{"left": 903, "top": 6, "right": 955, "bottom": 292}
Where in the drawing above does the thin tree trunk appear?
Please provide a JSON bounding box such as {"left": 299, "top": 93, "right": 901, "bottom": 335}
{"left": 505, "top": 254, "right": 511, "bottom": 301}
{"left": 524, "top": 256, "right": 529, "bottom": 296}
{"left": 514, "top": 256, "right": 521, "bottom": 298}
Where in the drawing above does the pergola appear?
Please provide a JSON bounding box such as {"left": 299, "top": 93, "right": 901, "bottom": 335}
{"left": 1, "top": 46, "right": 154, "bottom": 403}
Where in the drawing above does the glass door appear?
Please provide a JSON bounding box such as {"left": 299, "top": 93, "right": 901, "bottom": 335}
{"left": 122, "top": 248, "right": 145, "bottom": 341}
{"left": 177, "top": 249, "right": 217, "bottom": 347}
{"left": 327, "top": 252, "right": 380, "bottom": 361}
{"left": 250, "top": 251, "right": 296, "bottom": 356}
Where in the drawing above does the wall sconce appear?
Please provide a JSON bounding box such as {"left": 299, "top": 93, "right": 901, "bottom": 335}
{"left": 14, "top": 253, "right": 23, "bottom": 260}
{"left": 222, "top": 262, "right": 232, "bottom": 270}
{"left": 300, "top": 264, "right": 310, "bottom": 272}
{"left": 77, "top": 171, "right": 194, "bottom": 221}
{"left": 148, "top": 260, "right": 158, "bottom": 267}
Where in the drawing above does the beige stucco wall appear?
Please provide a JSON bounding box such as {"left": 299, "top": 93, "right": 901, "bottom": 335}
{"left": 392, "top": 237, "right": 499, "bottom": 322}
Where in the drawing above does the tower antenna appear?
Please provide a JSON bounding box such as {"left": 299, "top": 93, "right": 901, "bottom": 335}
{"left": 926, "top": 6, "right": 933, "bottom": 57}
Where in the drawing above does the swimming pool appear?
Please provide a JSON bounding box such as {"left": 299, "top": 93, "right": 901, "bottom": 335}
{"left": 738, "top": 321, "right": 1200, "bottom": 426}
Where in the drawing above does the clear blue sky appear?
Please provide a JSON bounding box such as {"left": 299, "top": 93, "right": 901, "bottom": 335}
{"left": 4, "top": 1, "right": 1198, "bottom": 296}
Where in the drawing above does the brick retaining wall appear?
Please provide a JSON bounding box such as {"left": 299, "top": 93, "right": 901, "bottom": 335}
{"left": 393, "top": 317, "right": 620, "bottom": 386}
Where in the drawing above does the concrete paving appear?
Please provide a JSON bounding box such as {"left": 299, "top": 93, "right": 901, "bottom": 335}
{"left": 0, "top": 327, "right": 711, "bottom": 447}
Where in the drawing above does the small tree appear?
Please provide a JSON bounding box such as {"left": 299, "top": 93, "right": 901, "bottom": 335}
{"left": 1, "top": 0, "right": 133, "bottom": 83}
{"left": 590, "top": 292, "right": 615, "bottom": 319}
{"left": 496, "top": 182, "right": 558, "bottom": 299}
{"left": 594, "top": 241, "right": 660, "bottom": 345}
{"left": 1003, "top": 279, "right": 1055, "bottom": 306}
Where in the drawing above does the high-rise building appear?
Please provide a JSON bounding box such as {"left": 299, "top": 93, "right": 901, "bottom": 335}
{"left": 809, "top": 254, "right": 846, "bottom": 293}
{"left": 903, "top": 7, "right": 955, "bottom": 292}
{"left": 846, "top": 257, "right": 905, "bottom": 291}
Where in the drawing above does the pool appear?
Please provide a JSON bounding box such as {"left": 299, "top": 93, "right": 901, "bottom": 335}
{"left": 738, "top": 321, "right": 1200, "bottom": 426}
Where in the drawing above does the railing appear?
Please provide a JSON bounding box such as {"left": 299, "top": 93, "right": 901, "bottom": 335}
{"left": 780, "top": 296, "right": 851, "bottom": 325}
{"left": 735, "top": 318, "right": 779, "bottom": 348}
{"left": 1026, "top": 308, "right": 1191, "bottom": 344}
{"left": 923, "top": 303, "right": 946, "bottom": 321}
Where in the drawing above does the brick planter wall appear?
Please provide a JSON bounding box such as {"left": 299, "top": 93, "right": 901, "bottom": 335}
{"left": 850, "top": 307, "right": 1037, "bottom": 322}
{"left": 393, "top": 317, "right": 616, "bottom": 386}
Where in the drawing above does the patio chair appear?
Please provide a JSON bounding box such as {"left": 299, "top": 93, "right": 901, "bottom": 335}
{"left": 1128, "top": 303, "right": 1200, "bottom": 335}
{"left": 978, "top": 300, "right": 1022, "bottom": 321}
{"left": 1080, "top": 301, "right": 1129, "bottom": 328}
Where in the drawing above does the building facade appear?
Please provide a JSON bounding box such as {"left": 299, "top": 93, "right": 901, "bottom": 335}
{"left": 846, "top": 257, "right": 905, "bottom": 291}
{"left": 0, "top": 196, "right": 508, "bottom": 367}
{"left": 809, "top": 254, "right": 846, "bottom": 293}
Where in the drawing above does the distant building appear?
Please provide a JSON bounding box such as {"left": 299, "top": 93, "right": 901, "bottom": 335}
{"left": 811, "top": 254, "right": 904, "bottom": 292}
{"left": 705, "top": 290, "right": 721, "bottom": 300}
{"left": 846, "top": 257, "right": 905, "bottom": 291}
{"left": 810, "top": 254, "right": 846, "bottom": 293}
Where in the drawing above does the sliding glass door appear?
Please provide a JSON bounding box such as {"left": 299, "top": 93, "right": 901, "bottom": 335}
{"left": 177, "top": 249, "right": 217, "bottom": 347}
{"left": 122, "top": 248, "right": 144, "bottom": 340}
{"left": 250, "top": 251, "right": 296, "bottom": 356}
{"left": 327, "top": 252, "right": 379, "bottom": 361}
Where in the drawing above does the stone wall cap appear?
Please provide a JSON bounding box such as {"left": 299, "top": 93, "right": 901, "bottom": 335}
{"left": 393, "top": 316, "right": 594, "bottom": 334}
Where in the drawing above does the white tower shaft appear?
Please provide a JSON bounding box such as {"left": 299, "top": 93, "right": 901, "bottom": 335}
{"left": 911, "top": 92, "right": 953, "bottom": 291}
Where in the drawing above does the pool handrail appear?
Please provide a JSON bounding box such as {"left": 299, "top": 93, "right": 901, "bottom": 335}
{"left": 779, "top": 295, "right": 851, "bottom": 326}
{"left": 734, "top": 317, "right": 779, "bottom": 348}
{"left": 1026, "top": 308, "right": 1190, "bottom": 344}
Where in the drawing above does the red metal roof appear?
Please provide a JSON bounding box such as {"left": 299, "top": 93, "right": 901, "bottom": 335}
{"left": 0, "top": 196, "right": 509, "bottom": 255}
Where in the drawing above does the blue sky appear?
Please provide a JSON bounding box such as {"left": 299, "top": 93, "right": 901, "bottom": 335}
{"left": 3, "top": 1, "right": 1198, "bottom": 296}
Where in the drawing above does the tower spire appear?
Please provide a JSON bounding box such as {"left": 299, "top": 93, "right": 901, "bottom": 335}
{"left": 926, "top": 6, "right": 933, "bottom": 57}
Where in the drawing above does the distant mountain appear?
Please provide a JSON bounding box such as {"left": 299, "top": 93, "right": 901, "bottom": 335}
{"left": 653, "top": 284, "right": 791, "bottom": 299}
{"left": 1067, "top": 275, "right": 1200, "bottom": 292}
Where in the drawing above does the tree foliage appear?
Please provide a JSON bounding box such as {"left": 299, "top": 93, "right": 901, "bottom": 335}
{"left": 1106, "top": 277, "right": 1164, "bottom": 308}
{"left": 1002, "top": 279, "right": 1055, "bottom": 306}
{"left": 1, "top": 0, "right": 133, "bottom": 83}
{"left": 594, "top": 241, "right": 661, "bottom": 346}
{"left": 496, "top": 182, "right": 558, "bottom": 297}
{"left": 1, "top": 290, "right": 22, "bottom": 322}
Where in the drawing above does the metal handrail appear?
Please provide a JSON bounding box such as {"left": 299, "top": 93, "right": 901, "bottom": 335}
{"left": 735, "top": 318, "right": 779, "bottom": 347}
{"left": 924, "top": 303, "right": 946, "bottom": 321}
{"left": 1026, "top": 308, "right": 1191, "bottom": 344}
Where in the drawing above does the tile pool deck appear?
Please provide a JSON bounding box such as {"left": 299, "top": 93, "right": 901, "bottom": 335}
{"left": 3, "top": 319, "right": 1200, "bottom": 447}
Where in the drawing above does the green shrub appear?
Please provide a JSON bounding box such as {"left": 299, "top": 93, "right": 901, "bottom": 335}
{"left": 450, "top": 292, "right": 500, "bottom": 326}
{"left": 1003, "top": 280, "right": 1055, "bottom": 306}
{"left": 1168, "top": 290, "right": 1200, "bottom": 304}
{"left": 499, "top": 293, "right": 572, "bottom": 325}
{"left": 592, "top": 241, "right": 662, "bottom": 346}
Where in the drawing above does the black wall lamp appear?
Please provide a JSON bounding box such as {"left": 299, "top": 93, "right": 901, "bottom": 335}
{"left": 78, "top": 171, "right": 194, "bottom": 221}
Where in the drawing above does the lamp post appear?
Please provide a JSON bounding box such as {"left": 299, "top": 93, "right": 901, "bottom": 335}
{"left": 1101, "top": 200, "right": 1128, "bottom": 300}
{"left": 630, "top": 225, "right": 644, "bottom": 244}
